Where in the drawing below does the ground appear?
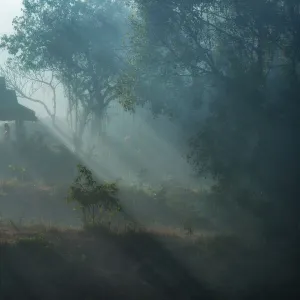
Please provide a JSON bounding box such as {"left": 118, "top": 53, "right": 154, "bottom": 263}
{"left": 1, "top": 221, "right": 298, "bottom": 300}
{"left": 0, "top": 179, "right": 299, "bottom": 299}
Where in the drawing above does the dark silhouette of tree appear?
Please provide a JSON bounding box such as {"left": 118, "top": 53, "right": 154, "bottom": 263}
{"left": 124, "top": 0, "right": 300, "bottom": 236}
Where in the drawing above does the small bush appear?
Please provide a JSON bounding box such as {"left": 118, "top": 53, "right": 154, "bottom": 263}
{"left": 67, "top": 164, "right": 121, "bottom": 225}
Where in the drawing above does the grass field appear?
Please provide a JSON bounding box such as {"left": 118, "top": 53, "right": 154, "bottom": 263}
{"left": 0, "top": 178, "right": 299, "bottom": 299}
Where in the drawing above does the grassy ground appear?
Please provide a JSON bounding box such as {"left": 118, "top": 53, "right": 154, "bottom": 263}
{"left": 0, "top": 179, "right": 299, "bottom": 299}
{"left": 1, "top": 221, "right": 299, "bottom": 300}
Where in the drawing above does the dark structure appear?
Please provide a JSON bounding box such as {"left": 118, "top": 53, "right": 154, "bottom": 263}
{"left": 0, "top": 76, "right": 37, "bottom": 142}
{"left": 0, "top": 76, "right": 37, "bottom": 122}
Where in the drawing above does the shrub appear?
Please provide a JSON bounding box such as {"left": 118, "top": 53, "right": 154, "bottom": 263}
{"left": 67, "top": 164, "right": 121, "bottom": 225}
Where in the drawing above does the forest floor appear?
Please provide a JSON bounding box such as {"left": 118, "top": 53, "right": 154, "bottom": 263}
{"left": 0, "top": 179, "right": 299, "bottom": 299}
{"left": 1, "top": 220, "right": 298, "bottom": 300}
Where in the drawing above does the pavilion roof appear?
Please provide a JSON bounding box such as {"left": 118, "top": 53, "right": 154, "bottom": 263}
{"left": 0, "top": 77, "right": 37, "bottom": 121}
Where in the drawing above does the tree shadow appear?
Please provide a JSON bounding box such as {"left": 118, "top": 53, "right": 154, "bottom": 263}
{"left": 1, "top": 228, "right": 219, "bottom": 300}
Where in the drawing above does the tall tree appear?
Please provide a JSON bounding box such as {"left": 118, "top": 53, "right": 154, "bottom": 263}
{"left": 1, "top": 0, "right": 130, "bottom": 148}
{"left": 127, "top": 0, "right": 300, "bottom": 234}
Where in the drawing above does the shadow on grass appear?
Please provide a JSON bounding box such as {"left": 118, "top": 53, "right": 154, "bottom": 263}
{"left": 87, "top": 225, "right": 218, "bottom": 300}
{"left": 0, "top": 228, "right": 218, "bottom": 300}
{"left": 1, "top": 235, "right": 122, "bottom": 299}
{"left": 1, "top": 224, "right": 299, "bottom": 300}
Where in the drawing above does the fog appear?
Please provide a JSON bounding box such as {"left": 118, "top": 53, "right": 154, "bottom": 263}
{"left": 0, "top": 0, "right": 211, "bottom": 188}
{"left": 0, "top": 0, "right": 299, "bottom": 299}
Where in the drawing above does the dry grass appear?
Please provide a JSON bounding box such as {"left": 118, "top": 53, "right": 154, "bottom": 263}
{"left": 0, "top": 179, "right": 298, "bottom": 299}
{"left": 1, "top": 216, "right": 298, "bottom": 299}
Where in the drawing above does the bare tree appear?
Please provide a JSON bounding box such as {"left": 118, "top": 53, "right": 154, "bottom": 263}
{"left": 0, "top": 59, "right": 61, "bottom": 124}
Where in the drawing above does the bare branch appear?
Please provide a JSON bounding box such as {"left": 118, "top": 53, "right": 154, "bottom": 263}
{"left": 0, "top": 60, "right": 61, "bottom": 122}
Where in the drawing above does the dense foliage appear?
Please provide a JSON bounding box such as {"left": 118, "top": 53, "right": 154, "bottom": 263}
{"left": 126, "top": 0, "right": 300, "bottom": 235}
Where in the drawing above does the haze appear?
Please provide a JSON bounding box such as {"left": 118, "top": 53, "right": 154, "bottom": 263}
{"left": 0, "top": 0, "right": 299, "bottom": 299}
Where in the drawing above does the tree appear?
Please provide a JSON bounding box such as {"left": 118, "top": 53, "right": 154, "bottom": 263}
{"left": 67, "top": 164, "right": 121, "bottom": 225}
{"left": 1, "top": 0, "right": 130, "bottom": 147}
{"left": 0, "top": 58, "right": 60, "bottom": 123}
{"left": 127, "top": 0, "right": 300, "bottom": 235}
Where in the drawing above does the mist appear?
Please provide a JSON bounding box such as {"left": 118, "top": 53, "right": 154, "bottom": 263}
{"left": 0, "top": 0, "right": 299, "bottom": 299}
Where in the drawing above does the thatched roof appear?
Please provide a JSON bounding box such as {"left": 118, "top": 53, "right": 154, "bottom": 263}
{"left": 0, "top": 77, "right": 37, "bottom": 121}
